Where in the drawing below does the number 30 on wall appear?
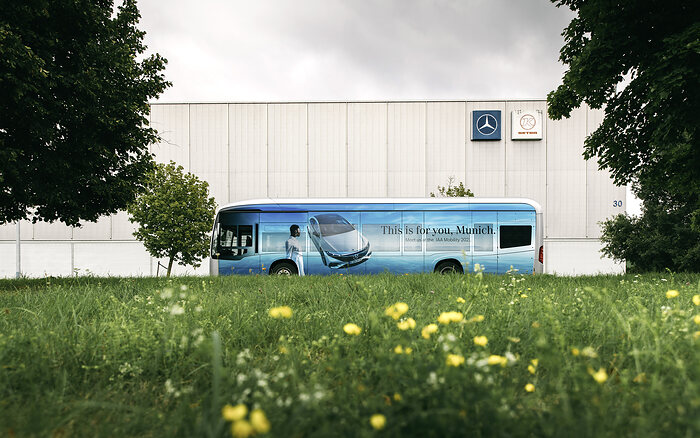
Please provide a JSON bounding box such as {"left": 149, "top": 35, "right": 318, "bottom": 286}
{"left": 613, "top": 200, "right": 623, "bottom": 207}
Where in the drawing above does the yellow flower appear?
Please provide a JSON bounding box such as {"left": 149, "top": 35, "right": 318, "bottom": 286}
{"left": 473, "top": 335, "right": 488, "bottom": 347}
{"left": 222, "top": 404, "right": 248, "bottom": 422}
{"left": 469, "top": 314, "right": 485, "bottom": 323}
{"left": 385, "top": 302, "right": 409, "bottom": 320}
{"left": 269, "top": 306, "right": 293, "bottom": 318}
{"left": 528, "top": 365, "right": 536, "bottom": 375}
{"left": 591, "top": 368, "right": 608, "bottom": 384}
{"left": 404, "top": 347, "right": 413, "bottom": 355}
{"left": 457, "top": 297, "right": 466, "bottom": 303}
{"left": 397, "top": 318, "right": 416, "bottom": 330}
{"left": 446, "top": 354, "right": 465, "bottom": 367}
{"left": 571, "top": 348, "right": 580, "bottom": 356}
{"left": 394, "top": 345, "right": 404, "bottom": 354}
{"left": 278, "top": 346, "right": 288, "bottom": 354}
{"left": 343, "top": 323, "right": 362, "bottom": 335}
{"left": 438, "top": 311, "right": 464, "bottom": 324}
{"left": 370, "top": 414, "right": 386, "bottom": 430}
{"left": 393, "top": 393, "right": 402, "bottom": 402}
{"left": 531, "top": 359, "right": 539, "bottom": 367}
{"left": 521, "top": 294, "right": 528, "bottom": 298}
{"left": 250, "top": 409, "right": 271, "bottom": 434}
{"left": 524, "top": 383, "right": 535, "bottom": 392}
{"left": 693, "top": 295, "right": 700, "bottom": 306}
{"left": 231, "top": 420, "right": 254, "bottom": 438}
{"left": 487, "top": 355, "right": 507, "bottom": 366}
{"left": 694, "top": 331, "right": 700, "bottom": 340}
{"left": 666, "top": 289, "right": 679, "bottom": 299}
{"left": 421, "top": 323, "right": 438, "bottom": 339}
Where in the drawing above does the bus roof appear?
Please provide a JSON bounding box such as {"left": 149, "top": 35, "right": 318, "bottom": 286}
{"left": 218, "top": 198, "right": 542, "bottom": 213}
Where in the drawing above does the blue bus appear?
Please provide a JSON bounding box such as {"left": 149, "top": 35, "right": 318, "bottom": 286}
{"left": 210, "top": 198, "right": 543, "bottom": 276}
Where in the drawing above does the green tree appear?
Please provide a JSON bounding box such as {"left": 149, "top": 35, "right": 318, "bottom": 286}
{"left": 548, "top": 0, "right": 700, "bottom": 271}
{"left": 430, "top": 176, "right": 475, "bottom": 198}
{"left": 0, "top": 0, "right": 170, "bottom": 226}
{"left": 128, "top": 162, "right": 217, "bottom": 277}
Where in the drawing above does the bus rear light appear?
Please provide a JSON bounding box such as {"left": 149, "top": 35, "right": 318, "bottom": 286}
{"left": 539, "top": 246, "right": 544, "bottom": 264}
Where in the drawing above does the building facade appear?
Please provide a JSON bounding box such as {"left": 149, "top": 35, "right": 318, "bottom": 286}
{"left": 0, "top": 100, "right": 625, "bottom": 277}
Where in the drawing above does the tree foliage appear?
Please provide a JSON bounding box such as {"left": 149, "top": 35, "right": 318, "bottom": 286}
{"left": 600, "top": 202, "right": 700, "bottom": 272}
{"left": 548, "top": 0, "right": 699, "bottom": 210}
{"left": 128, "top": 162, "right": 217, "bottom": 277}
{"left": 549, "top": 0, "right": 700, "bottom": 271}
{"left": 0, "top": 0, "right": 170, "bottom": 226}
{"left": 430, "top": 176, "right": 475, "bottom": 198}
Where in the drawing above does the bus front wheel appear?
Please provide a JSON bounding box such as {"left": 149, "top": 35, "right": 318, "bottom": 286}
{"left": 435, "top": 260, "right": 463, "bottom": 274}
{"left": 271, "top": 262, "right": 298, "bottom": 276}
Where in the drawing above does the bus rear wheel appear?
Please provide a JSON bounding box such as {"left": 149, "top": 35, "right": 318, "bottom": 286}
{"left": 271, "top": 262, "right": 298, "bottom": 276}
{"left": 435, "top": 260, "right": 463, "bottom": 274}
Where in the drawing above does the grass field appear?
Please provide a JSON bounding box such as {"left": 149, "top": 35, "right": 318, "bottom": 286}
{"left": 1, "top": 271, "right": 700, "bottom": 437}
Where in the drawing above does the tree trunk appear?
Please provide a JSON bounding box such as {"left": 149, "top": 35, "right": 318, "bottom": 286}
{"left": 166, "top": 256, "right": 174, "bottom": 277}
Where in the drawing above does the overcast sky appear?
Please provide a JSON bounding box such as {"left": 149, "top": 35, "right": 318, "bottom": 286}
{"left": 138, "top": 0, "right": 576, "bottom": 103}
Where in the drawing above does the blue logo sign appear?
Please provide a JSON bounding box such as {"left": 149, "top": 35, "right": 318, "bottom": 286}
{"left": 472, "top": 110, "right": 501, "bottom": 140}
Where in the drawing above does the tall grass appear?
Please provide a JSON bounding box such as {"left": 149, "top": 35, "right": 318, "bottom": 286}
{"left": 1, "top": 272, "right": 699, "bottom": 437}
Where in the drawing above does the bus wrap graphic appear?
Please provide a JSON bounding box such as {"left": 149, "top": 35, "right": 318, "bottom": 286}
{"left": 210, "top": 199, "right": 542, "bottom": 276}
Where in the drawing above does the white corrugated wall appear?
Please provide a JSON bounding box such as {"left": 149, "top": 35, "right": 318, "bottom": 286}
{"left": 0, "top": 100, "right": 624, "bottom": 277}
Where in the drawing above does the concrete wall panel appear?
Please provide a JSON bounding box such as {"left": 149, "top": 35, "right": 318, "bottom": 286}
{"left": 466, "top": 101, "right": 506, "bottom": 197}
{"left": 426, "top": 102, "right": 466, "bottom": 196}
{"left": 267, "top": 104, "right": 308, "bottom": 198}
{"left": 545, "top": 239, "right": 624, "bottom": 275}
{"left": 190, "top": 104, "right": 229, "bottom": 204}
{"left": 348, "top": 103, "right": 388, "bottom": 197}
{"left": 229, "top": 104, "right": 268, "bottom": 202}
{"left": 388, "top": 103, "right": 426, "bottom": 197}
{"left": 505, "top": 101, "right": 547, "bottom": 209}
{"left": 309, "top": 103, "right": 347, "bottom": 197}
{"left": 150, "top": 104, "right": 190, "bottom": 168}
{"left": 112, "top": 211, "right": 138, "bottom": 241}
{"left": 72, "top": 216, "right": 111, "bottom": 241}
{"left": 585, "top": 107, "right": 626, "bottom": 237}
{"left": 22, "top": 242, "right": 72, "bottom": 277}
{"left": 546, "top": 106, "right": 587, "bottom": 238}
{"left": 74, "top": 242, "right": 152, "bottom": 276}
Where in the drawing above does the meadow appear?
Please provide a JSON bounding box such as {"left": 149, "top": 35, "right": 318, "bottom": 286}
{"left": 1, "top": 271, "right": 699, "bottom": 437}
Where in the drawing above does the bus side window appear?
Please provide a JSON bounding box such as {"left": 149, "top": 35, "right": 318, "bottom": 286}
{"left": 217, "top": 224, "right": 254, "bottom": 256}
{"left": 500, "top": 225, "right": 532, "bottom": 249}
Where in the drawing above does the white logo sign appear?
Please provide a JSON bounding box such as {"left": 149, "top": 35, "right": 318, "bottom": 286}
{"left": 511, "top": 110, "right": 543, "bottom": 140}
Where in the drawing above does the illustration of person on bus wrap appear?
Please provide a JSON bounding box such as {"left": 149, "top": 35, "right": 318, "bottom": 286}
{"left": 285, "top": 224, "right": 305, "bottom": 276}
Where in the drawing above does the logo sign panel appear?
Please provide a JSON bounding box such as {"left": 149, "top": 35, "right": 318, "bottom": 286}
{"left": 511, "top": 110, "right": 543, "bottom": 140}
{"left": 471, "top": 110, "right": 501, "bottom": 141}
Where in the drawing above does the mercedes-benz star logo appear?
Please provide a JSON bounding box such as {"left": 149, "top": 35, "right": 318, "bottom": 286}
{"left": 476, "top": 114, "right": 498, "bottom": 136}
{"left": 519, "top": 114, "right": 536, "bottom": 130}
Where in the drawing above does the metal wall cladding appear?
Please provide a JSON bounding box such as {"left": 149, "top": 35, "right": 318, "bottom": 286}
{"left": 229, "top": 104, "right": 268, "bottom": 201}
{"left": 546, "top": 106, "right": 588, "bottom": 238}
{"left": 309, "top": 103, "right": 347, "bottom": 197}
{"left": 466, "top": 101, "right": 506, "bottom": 197}
{"left": 267, "top": 104, "right": 308, "bottom": 198}
{"left": 190, "top": 104, "right": 229, "bottom": 203}
{"left": 426, "top": 102, "right": 466, "bottom": 197}
{"left": 388, "top": 103, "right": 426, "bottom": 197}
{"left": 150, "top": 104, "right": 190, "bottom": 168}
{"left": 505, "top": 101, "right": 547, "bottom": 212}
{"left": 348, "top": 103, "right": 388, "bottom": 197}
{"left": 585, "top": 108, "right": 626, "bottom": 238}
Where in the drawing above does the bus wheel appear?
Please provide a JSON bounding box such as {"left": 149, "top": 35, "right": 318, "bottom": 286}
{"left": 435, "top": 260, "right": 463, "bottom": 274}
{"left": 271, "top": 262, "right": 298, "bottom": 276}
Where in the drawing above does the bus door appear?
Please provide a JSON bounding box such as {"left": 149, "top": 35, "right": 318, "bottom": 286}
{"left": 424, "top": 211, "right": 472, "bottom": 273}
{"left": 497, "top": 211, "right": 536, "bottom": 274}
{"left": 361, "top": 212, "right": 402, "bottom": 274}
{"left": 213, "top": 212, "right": 260, "bottom": 275}
{"left": 472, "top": 211, "right": 497, "bottom": 274}
{"left": 307, "top": 211, "right": 365, "bottom": 275}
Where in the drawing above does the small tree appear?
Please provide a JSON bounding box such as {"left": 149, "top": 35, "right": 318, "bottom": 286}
{"left": 128, "top": 162, "right": 217, "bottom": 277}
{"left": 430, "top": 176, "right": 475, "bottom": 198}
